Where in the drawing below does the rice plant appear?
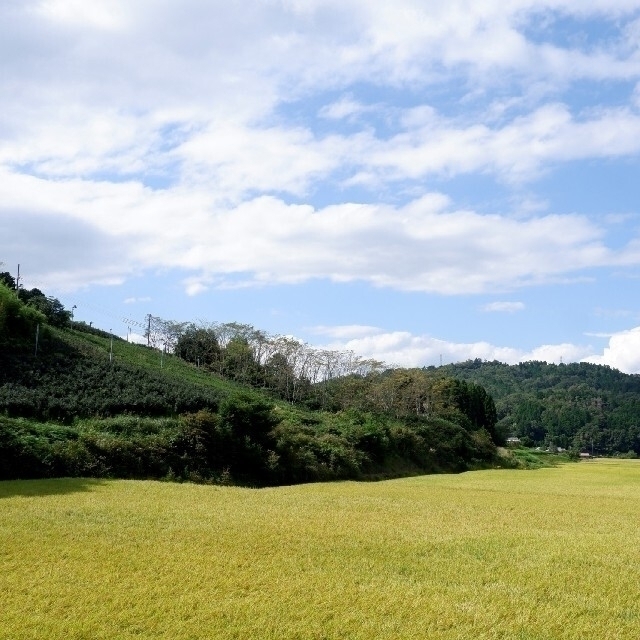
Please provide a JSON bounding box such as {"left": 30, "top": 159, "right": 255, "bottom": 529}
{"left": 1, "top": 460, "right": 638, "bottom": 639}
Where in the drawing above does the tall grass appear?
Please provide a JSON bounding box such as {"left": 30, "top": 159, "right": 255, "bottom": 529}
{"left": 1, "top": 460, "right": 639, "bottom": 639}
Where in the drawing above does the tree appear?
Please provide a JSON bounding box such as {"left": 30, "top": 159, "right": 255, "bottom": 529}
{"left": 0, "top": 282, "right": 46, "bottom": 343}
{"left": 144, "top": 316, "right": 187, "bottom": 352}
{"left": 18, "top": 288, "right": 71, "bottom": 328}
{"left": 218, "top": 391, "right": 280, "bottom": 481}
{"left": 221, "top": 336, "right": 263, "bottom": 385}
{"left": 0, "top": 272, "right": 16, "bottom": 290}
{"left": 174, "top": 325, "right": 221, "bottom": 368}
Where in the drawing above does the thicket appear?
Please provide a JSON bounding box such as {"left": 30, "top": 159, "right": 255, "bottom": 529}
{"left": 0, "top": 408, "right": 496, "bottom": 485}
{"left": 0, "top": 332, "right": 222, "bottom": 422}
{"left": 0, "top": 275, "right": 71, "bottom": 329}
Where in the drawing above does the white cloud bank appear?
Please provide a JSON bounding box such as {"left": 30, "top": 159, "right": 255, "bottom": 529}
{"left": 2, "top": 1, "right": 640, "bottom": 294}
{"left": 315, "top": 324, "right": 640, "bottom": 374}
{"left": 4, "top": 176, "right": 639, "bottom": 295}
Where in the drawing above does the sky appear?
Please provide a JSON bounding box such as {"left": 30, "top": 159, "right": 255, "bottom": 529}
{"left": 3, "top": 0, "right": 640, "bottom": 372}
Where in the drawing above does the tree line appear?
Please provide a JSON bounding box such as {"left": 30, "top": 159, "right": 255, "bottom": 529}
{"left": 0, "top": 271, "right": 71, "bottom": 329}
{"left": 146, "top": 319, "right": 499, "bottom": 440}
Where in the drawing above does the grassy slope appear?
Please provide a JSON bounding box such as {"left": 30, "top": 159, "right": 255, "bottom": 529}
{"left": 2, "top": 325, "right": 302, "bottom": 421}
{"left": 3, "top": 327, "right": 501, "bottom": 483}
{"left": 1, "top": 460, "right": 639, "bottom": 640}
{"left": 61, "top": 327, "right": 242, "bottom": 394}
{"left": 0, "top": 323, "right": 360, "bottom": 436}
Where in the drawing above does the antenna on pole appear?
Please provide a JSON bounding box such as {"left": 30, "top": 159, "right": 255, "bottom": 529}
{"left": 15, "top": 264, "right": 21, "bottom": 296}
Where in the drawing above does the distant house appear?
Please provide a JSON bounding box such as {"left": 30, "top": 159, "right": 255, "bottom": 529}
{"left": 506, "top": 437, "right": 521, "bottom": 446}
{"left": 579, "top": 452, "right": 591, "bottom": 459}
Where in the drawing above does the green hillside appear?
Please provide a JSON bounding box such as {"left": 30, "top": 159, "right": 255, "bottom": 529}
{"left": 440, "top": 359, "right": 640, "bottom": 455}
{"left": 0, "top": 282, "right": 500, "bottom": 484}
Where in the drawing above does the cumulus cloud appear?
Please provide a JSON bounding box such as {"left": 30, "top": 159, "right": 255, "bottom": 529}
{"left": 123, "top": 297, "right": 151, "bottom": 304}
{"left": 583, "top": 326, "right": 640, "bottom": 373}
{"left": 316, "top": 327, "right": 594, "bottom": 368}
{"left": 352, "top": 105, "right": 640, "bottom": 184}
{"left": 0, "top": 208, "right": 132, "bottom": 292}
{"left": 318, "top": 96, "right": 373, "bottom": 120}
{"left": 313, "top": 323, "right": 640, "bottom": 374}
{"left": 2, "top": 1, "right": 640, "bottom": 189}
{"left": 4, "top": 170, "right": 637, "bottom": 295}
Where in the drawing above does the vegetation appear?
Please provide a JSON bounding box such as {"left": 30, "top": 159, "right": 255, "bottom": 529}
{"left": 1, "top": 460, "right": 639, "bottom": 639}
{"left": 441, "top": 359, "right": 640, "bottom": 455}
{"left": 0, "top": 278, "right": 46, "bottom": 344}
{"left": 5, "top": 274, "right": 640, "bottom": 486}
{"left": 0, "top": 282, "right": 499, "bottom": 484}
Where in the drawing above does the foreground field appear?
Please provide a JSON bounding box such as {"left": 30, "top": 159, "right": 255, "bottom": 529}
{"left": 1, "top": 460, "right": 639, "bottom": 639}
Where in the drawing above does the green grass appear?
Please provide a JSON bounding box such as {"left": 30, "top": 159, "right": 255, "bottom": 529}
{"left": 1, "top": 460, "right": 639, "bottom": 639}
{"left": 62, "top": 327, "right": 241, "bottom": 394}
{"left": 498, "top": 447, "right": 575, "bottom": 469}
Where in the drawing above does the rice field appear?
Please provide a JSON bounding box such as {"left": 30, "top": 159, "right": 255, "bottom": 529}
{"left": 1, "top": 459, "right": 639, "bottom": 639}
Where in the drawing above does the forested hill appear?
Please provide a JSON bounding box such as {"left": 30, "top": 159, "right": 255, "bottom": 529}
{"left": 439, "top": 359, "right": 640, "bottom": 455}
{"left": 0, "top": 280, "right": 501, "bottom": 484}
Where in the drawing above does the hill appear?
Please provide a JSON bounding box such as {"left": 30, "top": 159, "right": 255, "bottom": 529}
{"left": 439, "top": 359, "right": 640, "bottom": 455}
{"left": 0, "top": 282, "right": 499, "bottom": 484}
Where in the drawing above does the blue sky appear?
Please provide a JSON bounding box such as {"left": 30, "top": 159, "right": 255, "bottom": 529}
{"left": 3, "top": 1, "right": 640, "bottom": 371}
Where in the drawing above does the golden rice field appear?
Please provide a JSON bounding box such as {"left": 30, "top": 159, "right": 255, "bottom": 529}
{"left": 1, "top": 460, "right": 639, "bottom": 640}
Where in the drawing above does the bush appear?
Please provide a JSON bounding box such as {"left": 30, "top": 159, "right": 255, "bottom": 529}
{"left": 0, "top": 283, "right": 46, "bottom": 345}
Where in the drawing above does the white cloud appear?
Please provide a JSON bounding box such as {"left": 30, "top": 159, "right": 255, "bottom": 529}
{"left": 583, "top": 326, "right": 640, "bottom": 373}
{"left": 317, "top": 327, "right": 594, "bottom": 368}
{"left": 174, "top": 121, "right": 348, "bottom": 198}
{"left": 3, "top": 0, "right": 640, "bottom": 308}
{"left": 309, "top": 323, "right": 640, "bottom": 374}
{"left": 4, "top": 168, "right": 639, "bottom": 295}
{"left": 482, "top": 301, "right": 526, "bottom": 313}
{"left": 34, "top": 0, "right": 130, "bottom": 31}
{"left": 355, "top": 105, "right": 640, "bottom": 184}
{"left": 319, "top": 96, "right": 371, "bottom": 120}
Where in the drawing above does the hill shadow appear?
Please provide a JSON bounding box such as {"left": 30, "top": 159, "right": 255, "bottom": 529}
{"left": 0, "top": 477, "right": 108, "bottom": 499}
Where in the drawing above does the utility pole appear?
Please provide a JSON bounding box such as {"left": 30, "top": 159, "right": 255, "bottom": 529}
{"left": 15, "top": 264, "right": 21, "bottom": 296}
{"left": 146, "top": 314, "right": 152, "bottom": 347}
{"left": 34, "top": 323, "right": 40, "bottom": 356}
{"left": 110, "top": 330, "right": 113, "bottom": 363}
